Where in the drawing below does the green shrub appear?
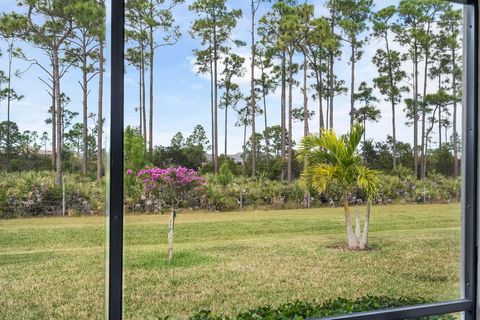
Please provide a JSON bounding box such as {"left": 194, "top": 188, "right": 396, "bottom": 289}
{"left": 0, "top": 171, "right": 103, "bottom": 218}
{"left": 1, "top": 170, "right": 462, "bottom": 217}
{"left": 187, "top": 296, "right": 455, "bottom": 320}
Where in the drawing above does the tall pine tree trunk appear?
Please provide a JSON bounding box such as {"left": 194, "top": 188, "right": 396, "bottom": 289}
{"left": 329, "top": 17, "right": 335, "bottom": 130}
{"left": 350, "top": 44, "right": 355, "bottom": 129}
{"left": 243, "top": 111, "right": 248, "bottom": 175}
{"left": 141, "top": 47, "right": 147, "bottom": 147}
{"left": 213, "top": 19, "right": 219, "bottom": 174}
{"left": 250, "top": 0, "right": 257, "bottom": 176}
{"left": 303, "top": 52, "right": 309, "bottom": 137}
{"left": 413, "top": 44, "right": 419, "bottom": 178}
{"left": 53, "top": 49, "right": 63, "bottom": 186}
{"left": 303, "top": 51, "right": 310, "bottom": 208}
{"left": 51, "top": 82, "right": 57, "bottom": 171}
{"left": 281, "top": 51, "right": 286, "bottom": 180}
{"left": 149, "top": 29, "right": 154, "bottom": 157}
{"left": 209, "top": 46, "right": 215, "bottom": 165}
{"left": 438, "top": 74, "right": 442, "bottom": 148}
{"left": 287, "top": 51, "right": 293, "bottom": 184}
{"left": 82, "top": 40, "right": 89, "bottom": 176}
{"left": 452, "top": 48, "right": 458, "bottom": 176}
{"left": 421, "top": 53, "right": 429, "bottom": 180}
{"left": 6, "top": 44, "right": 12, "bottom": 171}
{"left": 386, "top": 37, "right": 397, "bottom": 170}
{"left": 315, "top": 66, "right": 324, "bottom": 132}
{"left": 97, "top": 37, "right": 104, "bottom": 184}
{"left": 224, "top": 90, "right": 228, "bottom": 156}
{"left": 138, "top": 66, "right": 142, "bottom": 131}
{"left": 262, "top": 77, "right": 269, "bottom": 164}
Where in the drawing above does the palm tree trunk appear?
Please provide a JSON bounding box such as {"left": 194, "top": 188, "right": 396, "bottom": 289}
{"left": 359, "top": 199, "right": 371, "bottom": 250}
{"left": 343, "top": 192, "right": 357, "bottom": 249}
{"left": 355, "top": 204, "right": 361, "bottom": 244}
{"left": 167, "top": 210, "right": 176, "bottom": 262}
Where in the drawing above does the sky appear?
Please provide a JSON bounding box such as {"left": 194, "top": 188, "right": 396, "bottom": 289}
{"left": 0, "top": 0, "right": 465, "bottom": 154}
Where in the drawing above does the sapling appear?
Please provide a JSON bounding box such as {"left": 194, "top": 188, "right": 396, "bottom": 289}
{"left": 132, "top": 166, "right": 207, "bottom": 261}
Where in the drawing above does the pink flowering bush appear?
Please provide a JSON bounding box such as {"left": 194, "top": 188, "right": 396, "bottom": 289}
{"left": 128, "top": 166, "right": 207, "bottom": 210}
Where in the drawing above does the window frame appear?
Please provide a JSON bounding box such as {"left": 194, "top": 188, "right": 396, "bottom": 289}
{"left": 105, "top": 0, "right": 479, "bottom": 319}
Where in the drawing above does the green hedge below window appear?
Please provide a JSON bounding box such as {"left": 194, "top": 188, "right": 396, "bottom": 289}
{"left": 180, "top": 296, "right": 456, "bottom": 320}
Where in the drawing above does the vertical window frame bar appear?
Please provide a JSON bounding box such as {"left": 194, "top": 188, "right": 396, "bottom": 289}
{"left": 107, "top": 0, "right": 125, "bottom": 319}
{"left": 462, "top": 3, "right": 478, "bottom": 320}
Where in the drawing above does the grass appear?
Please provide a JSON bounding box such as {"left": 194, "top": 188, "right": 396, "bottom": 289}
{"left": 0, "top": 204, "right": 462, "bottom": 319}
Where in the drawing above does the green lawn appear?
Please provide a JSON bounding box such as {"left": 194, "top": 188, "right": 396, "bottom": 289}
{"left": 0, "top": 204, "right": 462, "bottom": 319}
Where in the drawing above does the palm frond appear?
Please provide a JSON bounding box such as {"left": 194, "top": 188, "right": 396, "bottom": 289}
{"left": 357, "top": 165, "right": 379, "bottom": 198}
{"left": 346, "top": 124, "right": 364, "bottom": 157}
{"left": 297, "top": 133, "right": 323, "bottom": 163}
{"left": 301, "top": 163, "right": 336, "bottom": 194}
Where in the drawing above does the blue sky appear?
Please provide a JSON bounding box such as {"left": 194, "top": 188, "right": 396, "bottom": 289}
{"left": 0, "top": 0, "right": 464, "bottom": 154}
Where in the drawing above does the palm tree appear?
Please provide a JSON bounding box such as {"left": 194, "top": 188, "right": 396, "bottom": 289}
{"left": 297, "top": 124, "right": 378, "bottom": 250}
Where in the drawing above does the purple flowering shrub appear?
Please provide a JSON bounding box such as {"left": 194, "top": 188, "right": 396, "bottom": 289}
{"left": 128, "top": 166, "right": 207, "bottom": 210}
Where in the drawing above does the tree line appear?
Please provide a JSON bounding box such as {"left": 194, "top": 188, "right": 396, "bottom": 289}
{"left": 0, "top": 0, "right": 463, "bottom": 185}
{"left": 0, "top": 0, "right": 106, "bottom": 185}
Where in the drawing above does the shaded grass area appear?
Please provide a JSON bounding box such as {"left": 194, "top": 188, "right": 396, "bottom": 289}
{"left": 0, "top": 204, "right": 461, "bottom": 319}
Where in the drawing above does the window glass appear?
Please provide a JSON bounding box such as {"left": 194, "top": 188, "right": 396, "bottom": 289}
{"left": 0, "top": 0, "right": 108, "bottom": 318}
{"left": 122, "top": 0, "right": 466, "bottom": 318}
{"left": 121, "top": 0, "right": 466, "bottom": 318}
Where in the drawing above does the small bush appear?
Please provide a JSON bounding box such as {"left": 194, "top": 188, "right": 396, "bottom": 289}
{"left": 186, "top": 296, "right": 455, "bottom": 320}
{"left": 0, "top": 171, "right": 103, "bottom": 218}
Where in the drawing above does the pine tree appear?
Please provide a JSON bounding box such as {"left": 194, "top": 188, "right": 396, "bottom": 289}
{"left": 372, "top": 5, "right": 408, "bottom": 170}
{"left": 219, "top": 53, "right": 245, "bottom": 157}
{"left": 144, "top": 0, "right": 184, "bottom": 157}
{"left": 67, "top": 0, "right": 104, "bottom": 175}
{"left": 438, "top": 6, "right": 462, "bottom": 176}
{"left": 189, "top": 0, "right": 243, "bottom": 174}
{"left": 336, "top": 0, "right": 373, "bottom": 129}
